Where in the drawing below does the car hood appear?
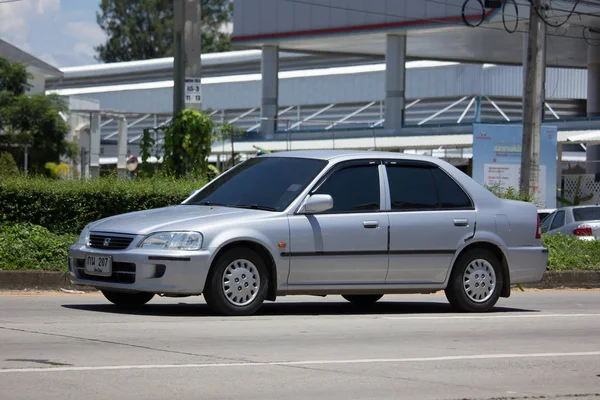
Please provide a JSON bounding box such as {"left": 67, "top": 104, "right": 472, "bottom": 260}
{"left": 88, "top": 205, "right": 271, "bottom": 235}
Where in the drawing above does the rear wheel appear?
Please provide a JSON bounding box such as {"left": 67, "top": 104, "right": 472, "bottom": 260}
{"left": 342, "top": 294, "right": 383, "bottom": 306}
{"left": 101, "top": 290, "right": 154, "bottom": 308}
{"left": 445, "top": 249, "right": 503, "bottom": 312}
{"left": 203, "top": 248, "right": 269, "bottom": 316}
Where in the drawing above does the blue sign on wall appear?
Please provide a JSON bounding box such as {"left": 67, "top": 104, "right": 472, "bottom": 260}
{"left": 472, "top": 124, "right": 557, "bottom": 209}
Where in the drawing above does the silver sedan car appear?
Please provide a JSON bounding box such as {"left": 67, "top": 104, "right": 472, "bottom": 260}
{"left": 68, "top": 150, "right": 548, "bottom": 316}
{"left": 541, "top": 205, "right": 600, "bottom": 240}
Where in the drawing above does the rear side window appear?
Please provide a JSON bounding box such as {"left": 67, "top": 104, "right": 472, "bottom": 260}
{"left": 573, "top": 207, "right": 600, "bottom": 222}
{"left": 385, "top": 163, "right": 473, "bottom": 211}
{"left": 431, "top": 168, "right": 473, "bottom": 209}
{"left": 385, "top": 165, "right": 437, "bottom": 210}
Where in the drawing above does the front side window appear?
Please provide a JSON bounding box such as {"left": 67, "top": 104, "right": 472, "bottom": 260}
{"left": 185, "top": 157, "right": 327, "bottom": 211}
{"left": 313, "top": 164, "right": 380, "bottom": 213}
{"left": 550, "top": 210, "right": 565, "bottom": 230}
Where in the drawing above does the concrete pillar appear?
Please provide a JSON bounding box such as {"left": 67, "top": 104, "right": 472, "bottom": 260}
{"left": 586, "top": 44, "right": 600, "bottom": 174}
{"left": 384, "top": 34, "right": 406, "bottom": 133}
{"left": 260, "top": 45, "right": 279, "bottom": 138}
{"left": 117, "top": 118, "right": 128, "bottom": 178}
{"left": 522, "top": 24, "right": 528, "bottom": 119}
{"left": 89, "top": 113, "right": 101, "bottom": 178}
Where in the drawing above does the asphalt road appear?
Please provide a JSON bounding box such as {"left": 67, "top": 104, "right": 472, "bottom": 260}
{"left": 0, "top": 291, "right": 599, "bottom": 400}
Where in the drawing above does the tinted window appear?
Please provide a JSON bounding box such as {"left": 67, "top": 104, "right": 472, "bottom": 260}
{"left": 573, "top": 207, "right": 600, "bottom": 222}
{"left": 550, "top": 210, "right": 565, "bottom": 230}
{"left": 386, "top": 165, "right": 438, "bottom": 210}
{"left": 314, "top": 164, "right": 380, "bottom": 212}
{"left": 186, "top": 157, "right": 327, "bottom": 211}
{"left": 541, "top": 212, "right": 554, "bottom": 232}
{"left": 431, "top": 168, "right": 473, "bottom": 209}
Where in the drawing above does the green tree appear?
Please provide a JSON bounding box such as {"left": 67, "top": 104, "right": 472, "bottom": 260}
{"left": 0, "top": 152, "right": 20, "bottom": 177}
{"left": 0, "top": 57, "right": 72, "bottom": 173}
{"left": 95, "top": 0, "right": 233, "bottom": 62}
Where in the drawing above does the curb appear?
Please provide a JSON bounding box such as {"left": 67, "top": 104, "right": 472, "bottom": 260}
{"left": 1, "top": 270, "right": 600, "bottom": 292}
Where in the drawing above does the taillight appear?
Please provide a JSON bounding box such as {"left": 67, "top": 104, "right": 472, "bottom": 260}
{"left": 573, "top": 224, "right": 593, "bottom": 237}
{"left": 536, "top": 215, "right": 541, "bottom": 239}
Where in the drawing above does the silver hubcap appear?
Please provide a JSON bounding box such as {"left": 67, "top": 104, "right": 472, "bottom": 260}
{"left": 463, "top": 259, "right": 496, "bottom": 303}
{"left": 222, "top": 259, "right": 260, "bottom": 307}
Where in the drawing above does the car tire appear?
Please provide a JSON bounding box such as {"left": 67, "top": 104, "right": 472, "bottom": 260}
{"left": 445, "top": 249, "right": 503, "bottom": 313}
{"left": 342, "top": 294, "right": 383, "bottom": 306}
{"left": 203, "top": 247, "right": 269, "bottom": 316}
{"left": 101, "top": 290, "right": 155, "bottom": 308}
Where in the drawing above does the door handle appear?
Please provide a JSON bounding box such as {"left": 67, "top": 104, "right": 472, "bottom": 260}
{"left": 454, "top": 219, "right": 469, "bottom": 227}
{"left": 363, "top": 221, "right": 379, "bottom": 229}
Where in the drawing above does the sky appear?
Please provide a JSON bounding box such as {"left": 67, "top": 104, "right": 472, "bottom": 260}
{"left": 0, "top": 0, "right": 105, "bottom": 68}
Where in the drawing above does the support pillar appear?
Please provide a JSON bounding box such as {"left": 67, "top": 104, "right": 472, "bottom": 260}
{"left": 260, "top": 45, "right": 279, "bottom": 138}
{"left": 117, "top": 118, "right": 128, "bottom": 178}
{"left": 522, "top": 23, "right": 528, "bottom": 118}
{"left": 89, "top": 113, "right": 101, "bottom": 178}
{"left": 586, "top": 43, "right": 600, "bottom": 174}
{"left": 384, "top": 34, "right": 406, "bottom": 133}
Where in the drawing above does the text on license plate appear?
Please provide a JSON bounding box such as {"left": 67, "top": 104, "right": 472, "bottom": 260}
{"left": 85, "top": 255, "right": 112, "bottom": 276}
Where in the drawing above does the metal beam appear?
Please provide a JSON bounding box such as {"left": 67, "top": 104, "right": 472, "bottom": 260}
{"left": 325, "top": 102, "right": 376, "bottom": 130}
{"left": 457, "top": 96, "right": 477, "bottom": 124}
{"left": 104, "top": 114, "right": 151, "bottom": 141}
{"left": 545, "top": 102, "right": 560, "bottom": 119}
{"left": 418, "top": 96, "right": 468, "bottom": 126}
{"left": 129, "top": 116, "right": 173, "bottom": 143}
{"left": 247, "top": 106, "right": 294, "bottom": 132}
{"left": 228, "top": 108, "right": 257, "bottom": 124}
{"left": 484, "top": 96, "right": 511, "bottom": 122}
{"left": 290, "top": 104, "right": 335, "bottom": 130}
{"left": 372, "top": 99, "right": 420, "bottom": 127}
{"left": 100, "top": 118, "right": 113, "bottom": 128}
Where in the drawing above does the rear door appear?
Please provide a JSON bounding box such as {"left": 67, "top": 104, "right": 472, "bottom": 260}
{"left": 384, "top": 160, "right": 476, "bottom": 284}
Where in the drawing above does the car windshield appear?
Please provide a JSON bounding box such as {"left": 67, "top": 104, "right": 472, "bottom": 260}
{"left": 184, "top": 156, "right": 328, "bottom": 211}
{"left": 573, "top": 206, "right": 600, "bottom": 222}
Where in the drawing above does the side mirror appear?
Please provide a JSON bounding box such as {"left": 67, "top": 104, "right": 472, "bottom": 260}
{"left": 300, "top": 194, "right": 333, "bottom": 214}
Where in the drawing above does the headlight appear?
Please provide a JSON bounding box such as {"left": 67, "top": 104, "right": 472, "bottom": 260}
{"left": 139, "top": 231, "right": 203, "bottom": 250}
{"left": 78, "top": 225, "right": 91, "bottom": 245}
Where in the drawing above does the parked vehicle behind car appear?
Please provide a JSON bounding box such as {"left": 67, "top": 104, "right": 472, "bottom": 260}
{"left": 68, "top": 150, "right": 548, "bottom": 316}
{"left": 541, "top": 205, "right": 600, "bottom": 240}
{"left": 538, "top": 208, "right": 555, "bottom": 223}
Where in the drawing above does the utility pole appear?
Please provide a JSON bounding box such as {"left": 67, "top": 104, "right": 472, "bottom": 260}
{"left": 520, "top": 0, "right": 548, "bottom": 196}
{"left": 173, "top": 0, "right": 202, "bottom": 116}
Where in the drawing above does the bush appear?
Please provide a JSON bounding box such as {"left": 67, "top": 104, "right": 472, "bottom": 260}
{"left": 543, "top": 234, "right": 600, "bottom": 271}
{"left": 0, "top": 175, "right": 206, "bottom": 235}
{"left": 0, "top": 152, "right": 20, "bottom": 177}
{"left": 0, "top": 223, "right": 77, "bottom": 271}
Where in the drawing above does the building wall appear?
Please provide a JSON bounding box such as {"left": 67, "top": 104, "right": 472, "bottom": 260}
{"left": 58, "top": 64, "right": 588, "bottom": 114}
{"left": 233, "top": 0, "right": 474, "bottom": 38}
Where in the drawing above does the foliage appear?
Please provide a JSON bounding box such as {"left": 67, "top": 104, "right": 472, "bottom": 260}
{"left": 0, "top": 223, "right": 77, "bottom": 271}
{"left": 485, "top": 184, "right": 541, "bottom": 206}
{"left": 0, "top": 152, "right": 20, "bottom": 177}
{"left": 95, "top": 0, "right": 233, "bottom": 62}
{"left": 216, "top": 122, "right": 245, "bottom": 169}
{"left": 0, "top": 175, "right": 206, "bottom": 235}
{"left": 163, "top": 109, "right": 215, "bottom": 177}
{"left": 556, "top": 175, "right": 594, "bottom": 206}
{"left": 0, "top": 57, "right": 70, "bottom": 173}
{"left": 543, "top": 234, "right": 600, "bottom": 271}
{"left": 44, "top": 162, "right": 70, "bottom": 179}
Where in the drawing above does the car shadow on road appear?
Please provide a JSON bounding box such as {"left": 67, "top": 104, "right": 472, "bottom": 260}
{"left": 61, "top": 298, "right": 539, "bottom": 317}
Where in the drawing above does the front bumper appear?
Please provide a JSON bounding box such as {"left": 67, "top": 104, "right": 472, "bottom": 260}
{"left": 506, "top": 246, "right": 549, "bottom": 284}
{"left": 67, "top": 244, "right": 213, "bottom": 295}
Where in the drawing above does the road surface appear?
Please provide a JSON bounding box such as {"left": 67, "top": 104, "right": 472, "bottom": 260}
{"left": 0, "top": 290, "right": 599, "bottom": 400}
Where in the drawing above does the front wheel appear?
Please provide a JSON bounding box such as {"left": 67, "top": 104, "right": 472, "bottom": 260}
{"left": 101, "top": 290, "right": 154, "bottom": 308}
{"left": 342, "top": 294, "right": 383, "bottom": 306}
{"left": 445, "top": 249, "right": 503, "bottom": 312}
{"left": 203, "top": 248, "right": 269, "bottom": 316}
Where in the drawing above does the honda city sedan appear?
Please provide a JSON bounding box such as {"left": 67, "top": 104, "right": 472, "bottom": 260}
{"left": 68, "top": 150, "right": 548, "bottom": 316}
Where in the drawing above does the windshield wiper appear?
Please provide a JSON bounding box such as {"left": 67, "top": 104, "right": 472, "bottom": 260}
{"left": 232, "top": 204, "right": 277, "bottom": 212}
{"left": 195, "top": 201, "right": 228, "bottom": 207}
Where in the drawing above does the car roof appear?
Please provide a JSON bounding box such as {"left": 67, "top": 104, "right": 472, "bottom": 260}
{"left": 261, "top": 150, "right": 441, "bottom": 163}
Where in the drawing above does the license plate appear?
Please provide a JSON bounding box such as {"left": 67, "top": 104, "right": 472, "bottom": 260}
{"left": 85, "top": 255, "right": 112, "bottom": 277}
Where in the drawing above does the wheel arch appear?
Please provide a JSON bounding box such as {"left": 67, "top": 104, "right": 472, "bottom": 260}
{"left": 452, "top": 241, "right": 511, "bottom": 298}
{"left": 208, "top": 240, "right": 278, "bottom": 301}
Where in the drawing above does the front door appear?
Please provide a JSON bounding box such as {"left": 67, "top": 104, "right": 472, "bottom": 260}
{"left": 287, "top": 160, "right": 389, "bottom": 285}
{"left": 383, "top": 161, "right": 476, "bottom": 284}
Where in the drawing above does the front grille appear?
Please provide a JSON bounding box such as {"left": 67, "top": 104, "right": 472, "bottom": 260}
{"left": 74, "top": 259, "right": 136, "bottom": 284}
{"left": 89, "top": 233, "right": 135, "bottom": 250}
